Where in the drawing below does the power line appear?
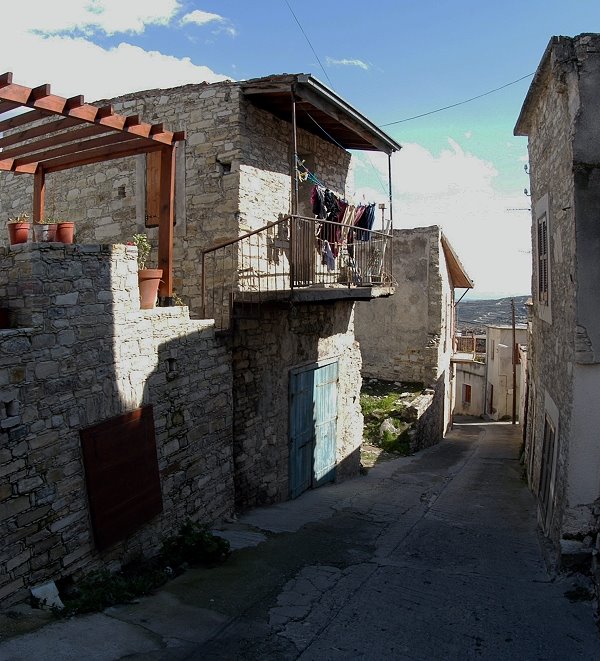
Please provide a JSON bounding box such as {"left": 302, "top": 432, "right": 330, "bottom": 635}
{"left": 304, "top": 111, "right": 387, "bottom": 195}
{"left": 283, "top": 0, "right": 334, "bottom": 89}
{"left": 380, "top": 72, "right": 535, "bottom": 126}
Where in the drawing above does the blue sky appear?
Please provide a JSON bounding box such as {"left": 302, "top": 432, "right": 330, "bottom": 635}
{"left": 5, "top": 1, "right": 600, "bottom": 297}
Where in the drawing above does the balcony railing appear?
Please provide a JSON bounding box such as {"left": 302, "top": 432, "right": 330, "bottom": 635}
{"left": 202, "top": 214, "right": 394, "bottom": 329}
{"left": 454, "top": 334, "right": 487, "bottom": 362}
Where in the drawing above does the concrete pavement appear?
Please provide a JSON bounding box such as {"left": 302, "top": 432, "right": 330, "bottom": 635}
{"left": 1, "top": 421, "right": 598, "bottom": 659}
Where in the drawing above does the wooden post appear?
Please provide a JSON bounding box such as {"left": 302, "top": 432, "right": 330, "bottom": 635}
{"left": 33, "top": 166, "right": 45, "bottom": 223}
{"left": 512, "top": 298, "right": 517, "bottom": 424}
{"left": 157, "top": 145, "right": 176, "bottom": 303}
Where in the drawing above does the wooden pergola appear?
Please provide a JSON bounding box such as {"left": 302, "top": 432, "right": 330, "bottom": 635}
{"left": 0, "top": 72, "right": 185, "bottom": 300}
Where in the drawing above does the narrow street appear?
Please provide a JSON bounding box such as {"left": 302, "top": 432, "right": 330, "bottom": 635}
{"left": 2, "top": 421, "right": 598, "bottom": 660}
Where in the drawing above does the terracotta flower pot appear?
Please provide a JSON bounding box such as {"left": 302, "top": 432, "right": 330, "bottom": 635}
{"left": 138, "top": 269, "right": 163, "bottom": 309}
{"left": 8, "top": 222, "right": 31, "bottom": 245}
{"left": 55, "top": 222, "right": 75, "bottom": 244}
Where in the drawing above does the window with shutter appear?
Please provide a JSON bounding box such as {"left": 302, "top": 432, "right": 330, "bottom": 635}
{"left": 462, "top": 384, "right": 472, "bottom": 404}
{"left": 534, "top": 194, "right": 551, "bottom": 322}
{"left": 538, "top": 213, "right": 548, "bottom": 304}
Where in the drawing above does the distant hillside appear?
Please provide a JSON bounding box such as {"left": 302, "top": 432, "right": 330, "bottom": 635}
{"left": 456, "top": 295, "right": 529, "bottom": 333}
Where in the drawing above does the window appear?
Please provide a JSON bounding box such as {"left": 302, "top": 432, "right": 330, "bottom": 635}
{"left": 462, "top": 384, "right": 472, "bottom": 405}
{"left": 537, "top": 211, "right": 548, "bottom": 304}
{"left": 534, "top": 194, "right": 551, "bottom": 323}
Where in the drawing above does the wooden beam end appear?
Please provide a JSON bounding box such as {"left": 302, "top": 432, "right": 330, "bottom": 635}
{"left": 0, "top": 72, "right": 13, "bottom": 87}
{"left": 66, "top": 95, "right": 85, "bottom": 111}
{"left": 31, "top": 84, "right": 51, "bottom": 101}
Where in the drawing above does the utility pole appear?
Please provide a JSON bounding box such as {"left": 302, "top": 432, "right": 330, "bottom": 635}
{"left": 512, "top": 298, "right": 517, "bottom": 425}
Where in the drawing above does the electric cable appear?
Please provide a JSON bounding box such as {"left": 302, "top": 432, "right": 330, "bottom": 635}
{"left": 380, "top": 73, "right": 535, "bottom": 126}
{"left": 283, "top": 0, "right": 334, "bottom": 89}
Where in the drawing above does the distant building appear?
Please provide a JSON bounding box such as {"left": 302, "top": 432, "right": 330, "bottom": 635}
{"left": 514, "top": 34, "right": 600, "bottom": 557}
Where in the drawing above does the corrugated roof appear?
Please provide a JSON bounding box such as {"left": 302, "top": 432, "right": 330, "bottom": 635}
{"left": 241, "top": 74, "right": 401, "bottom": 154}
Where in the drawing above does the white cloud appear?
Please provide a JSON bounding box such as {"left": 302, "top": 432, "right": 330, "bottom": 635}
{"left": 14, "top": 0, "right": 181, "bottom": 36}
{"left": 326, "top": 57, "right": 369, "bottom": 70}
{"left": 180, "top": 9, "right": 237, "bottom": 37}
{"left": 181, "top": 10, "right": 224, "bottom": 26}
{"left": 353, "top": 139, "right": 532, "bottom": 297}
{"left": 3, "top": 2, "right": 230, "bottom": 100}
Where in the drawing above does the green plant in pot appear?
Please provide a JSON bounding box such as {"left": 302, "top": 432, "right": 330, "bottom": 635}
{"left": 8, "top": 213, "right": 31, "bottom": 245}
{"left": 132, "top": 233, "right": 163, "bottom": 309}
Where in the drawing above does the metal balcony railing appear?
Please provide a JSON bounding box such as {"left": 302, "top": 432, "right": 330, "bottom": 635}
{"left": 202, "top": 214, "right": 394, "bottom": 329}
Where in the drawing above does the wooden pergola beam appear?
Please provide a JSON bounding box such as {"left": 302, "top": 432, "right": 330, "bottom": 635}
{"left": 0, "top": 100, "right": 19, "bottom": 115}
{"left": 0, "top": 123, "right": 114, "bottom": 160}
{"left": 42, "top": 141, "right": 164, "bottom": 174}
{"left": 13, "top": 131, "right": 141, "bottom": 168}
{"left": 0, "top": 108, "right": 51, "bottom": 133}
{"left": 157, "top": 145, "right": 176, "bottom": 300}
{"left": 0, "top": 73, "right": 179, "bottom": 146}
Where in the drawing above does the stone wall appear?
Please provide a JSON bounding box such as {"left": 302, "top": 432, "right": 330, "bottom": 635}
{"left": 232, "top": 301, "right": 362, "bottom": 509}
{"left": 355, "top": 225, "right": 457, "bottom": 438}
{"left": 517, "top": 37, "right": 580, "bottom": 541}
{"left": 0, "top": 80, "right": 352, "bottom": 318}
{"left": 0, "top": 243, "right": 234, "bottom": 606}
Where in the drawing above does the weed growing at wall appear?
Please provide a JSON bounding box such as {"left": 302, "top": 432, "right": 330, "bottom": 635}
{"left": 56, "top": 522, "right": 230, "bottom": 616}
{"left": 360, "top": 379, "right": 423, "bottom": 457}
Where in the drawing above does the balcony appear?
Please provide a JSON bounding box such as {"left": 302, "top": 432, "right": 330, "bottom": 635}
{"left": 453, "top": 333, "right": 487, "bottom": 363}
{"left": 202, "top": 214, "right": 395, "bottom": 329}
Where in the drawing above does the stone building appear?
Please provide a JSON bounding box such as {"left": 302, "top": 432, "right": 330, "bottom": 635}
{"left": 355, "top": 226, "right": 473, "bottom": 443}
{"left": 0, "top": 73, "right": 400, "bottom": 604}
{"left": 453, "top": 360, "right": 486, "bottom": 418}
{"left": 514, "top": 34, "right": 600, "bottom": 556}
{"left": 484, "top": 325, "right": 527, "bottom": 421}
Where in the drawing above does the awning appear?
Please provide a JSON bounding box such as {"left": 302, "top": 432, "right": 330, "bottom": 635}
{"left": 241, "top": 74, "right": 401, "bottom": 154}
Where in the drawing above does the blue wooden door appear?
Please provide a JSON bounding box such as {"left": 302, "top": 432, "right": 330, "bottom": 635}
{"left": 289, "top": 360, "right": 338, "bottom": 498}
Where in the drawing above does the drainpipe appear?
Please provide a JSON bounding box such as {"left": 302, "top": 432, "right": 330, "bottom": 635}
{"left": 291, "top": 89, "right": 299, "bottom": 216}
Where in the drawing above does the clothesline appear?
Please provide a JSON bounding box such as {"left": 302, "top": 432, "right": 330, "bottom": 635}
{"left": 295, "top": 157, "right": 376, "bottom": 208}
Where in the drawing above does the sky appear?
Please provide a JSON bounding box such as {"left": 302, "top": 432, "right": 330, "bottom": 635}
{"left": 3, "top": 0, "right": 600, "bottom": 298}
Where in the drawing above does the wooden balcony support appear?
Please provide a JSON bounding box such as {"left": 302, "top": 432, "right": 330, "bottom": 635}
{"left": 33, "top": 167, "right": 45, "bottom": 223}
{"left": 157, "top": 145, "right": 176, "bottom": 302}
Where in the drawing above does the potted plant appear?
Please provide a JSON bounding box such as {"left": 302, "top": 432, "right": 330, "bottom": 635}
{"left": 8, "top": 213, "right": 31, "bottom": 245}
{"left": 132, "top": 233, "right": 163, "bottom": 309}
{"left": 33, "top": 218, "right": 57, "bottom": 243}
{"left": 55, "top": 220, "right": 75, "bottom": 244}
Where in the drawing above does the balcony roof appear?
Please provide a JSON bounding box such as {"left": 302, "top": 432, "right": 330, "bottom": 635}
{"left": 441, "top": 233, "right": 474, "bottom": 289}
{"left": 241, "top": 74, "right": 401, "bottom": 155}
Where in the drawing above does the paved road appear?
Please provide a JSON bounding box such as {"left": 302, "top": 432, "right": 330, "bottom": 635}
{"left": 1, "top": 421, "right": 598, "bottom": 660}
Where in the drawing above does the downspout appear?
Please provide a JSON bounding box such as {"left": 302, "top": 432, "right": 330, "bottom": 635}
{"left": 291, "top": 89, "right": 299, "bottom": 216}
{"left": 387, "top": 152, "right": 393, "bottom": 228}
{"left": 290, "top": 88, "right": 299, "bottom": 291}
{"left": 388, "top": 152, "right": 394, "bottom": 283}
